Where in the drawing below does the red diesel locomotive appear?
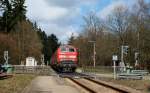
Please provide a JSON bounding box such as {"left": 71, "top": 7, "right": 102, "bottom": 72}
{"left": 50, "top": 45, "right": 78, "bottom": 72}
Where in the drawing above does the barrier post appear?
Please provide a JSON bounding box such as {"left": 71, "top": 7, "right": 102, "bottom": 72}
{"left": 112, "top": 55, "right": 118, "bottom": 79}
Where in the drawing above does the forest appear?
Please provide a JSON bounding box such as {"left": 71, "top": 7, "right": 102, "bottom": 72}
{"left": 69, "top": 0, "right": 150, "bottom": 69}
{"left": 0, "top": 0, "right": 59, "bottom": 65}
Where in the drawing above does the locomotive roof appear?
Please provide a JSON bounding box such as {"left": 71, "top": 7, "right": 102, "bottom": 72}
{"left": 60, "top": 45, "right": 75, "bottom": 48}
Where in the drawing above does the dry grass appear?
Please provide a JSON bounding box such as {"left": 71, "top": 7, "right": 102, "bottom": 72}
{"left": 0, "top": 74, "right": 35, "bottom": 93}
{"left": 101, "top": 78, "right": 150, "bottom": 93}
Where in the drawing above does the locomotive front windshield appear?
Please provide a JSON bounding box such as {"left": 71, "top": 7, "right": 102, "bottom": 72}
{"left": 69, "top": 48, "right": 75, "bottom": 52}
{"left": 61, "top": 47, "right": 67, "bottom": 52}
{"left": 60, "top": 47, "right": 75, "bottom": 52}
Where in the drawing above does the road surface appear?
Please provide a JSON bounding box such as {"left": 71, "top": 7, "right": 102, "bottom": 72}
{"left": 22, "top": 76, "right": 80, "bottom": 93}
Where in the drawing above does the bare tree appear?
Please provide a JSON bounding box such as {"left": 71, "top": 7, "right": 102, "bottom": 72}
{"left": 107, "top": 5, "right": 130, "bottom": 45}
{"left": 131, "top": 0, "right": 150, "bottom": 68}
{"left": 82, "top": 11, "right": 104, "bottom": 41}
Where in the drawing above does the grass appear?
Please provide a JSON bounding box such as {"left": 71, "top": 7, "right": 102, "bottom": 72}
{"left": 101, "top": 78, "right": 150, "bottom": 93}
{"left": 79, "top": 66, "right": 150, "bottom": 92}
{"left": 0, "top": 74, "right": 36, "bottom": 93}
{"left": 80, "top": 66, "right": 113, "bottom": 74}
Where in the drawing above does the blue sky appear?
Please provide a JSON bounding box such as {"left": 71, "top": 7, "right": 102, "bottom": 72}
{"left": 25, "top": 0, "right": 138, "bottom": 43}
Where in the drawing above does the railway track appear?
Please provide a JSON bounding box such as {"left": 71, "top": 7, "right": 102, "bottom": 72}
{"left": 66, "top": 77, "right": 142, "bottom": 93}
{"left": 58, "top": 72, "right": 93, "bottom": 78}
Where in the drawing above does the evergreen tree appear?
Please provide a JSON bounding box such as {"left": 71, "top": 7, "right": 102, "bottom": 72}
{"left": 37, "top": 30, "right": 60, "bottom": 63}
{"left": 68, "top": 33, "right": 75, "bottom": 45}
{"left": 0, "top": 0, "right": 26, "bottom": 32}
{"left": 45, "top": 34, "right": 59, "bottom": 63}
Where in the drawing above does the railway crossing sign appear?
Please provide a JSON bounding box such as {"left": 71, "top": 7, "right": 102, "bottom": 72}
{"left": 112, "top": 55, "right": 118, "bottom": 61}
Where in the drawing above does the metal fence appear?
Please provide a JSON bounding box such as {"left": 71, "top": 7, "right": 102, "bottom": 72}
{"left": 13, "top": 65, "right": 56, "bottom": 75}
{"left": 81, "top": 66, "right": 127, "bottom": 74}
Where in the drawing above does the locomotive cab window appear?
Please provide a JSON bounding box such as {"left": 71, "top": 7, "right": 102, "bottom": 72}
{"left": 69, "top": 48, "right": 75, "bottom": 52}
{"left": 61, "top": 47, "right": 67, "bottom": 52}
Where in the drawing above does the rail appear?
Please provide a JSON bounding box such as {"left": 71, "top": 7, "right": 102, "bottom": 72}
{"left": 66, "top": 77, "right": 142, "bottom": 93}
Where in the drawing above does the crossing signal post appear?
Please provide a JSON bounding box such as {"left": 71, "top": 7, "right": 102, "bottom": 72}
{"left": 123, "top": 46, "right": 129, "bottom": 54}
{"left": 88, "top": 41, "right": 96, "bottom": 68}
{"left": 120, "top": 45, "right": 129, "bottom": 72}
{"left": 41, "top": 54, "right": 45, "bottom": 66}
{"left": 4, "top": 51, "right": 9, "bottom": 65}
{"left": 135, "top": 52, "right": 139, "bottom": 67}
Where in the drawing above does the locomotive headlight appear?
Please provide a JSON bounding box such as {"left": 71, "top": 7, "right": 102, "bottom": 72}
{"left": 69, "top": 55, "right": 76, "bottom": 58}
{"left": 59, "top": 55, "right": 66, "bottom": 58}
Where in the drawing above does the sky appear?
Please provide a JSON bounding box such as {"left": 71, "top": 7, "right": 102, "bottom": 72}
{"left": 25, "top": 0, "right": 137, "bottom": 43}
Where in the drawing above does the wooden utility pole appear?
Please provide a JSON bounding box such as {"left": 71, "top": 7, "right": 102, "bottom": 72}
{"left": 89, "top": 41, "right": 96, "bottom": 68}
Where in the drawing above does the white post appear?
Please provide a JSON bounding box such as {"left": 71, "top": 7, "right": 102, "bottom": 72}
{"left": 41, "top": 54, "right": 45, "bottom": 66}
{"left": 135, "top": 52, "right": 139, "bottom": 67}
{"left": 4, "top": 51, "right": 9, "bottom": 65}
{"left": 112, "top": 55, "right": 118, "bottom": 80}
{"left": 113, "top": 60, "right": 116, "bottom": 79}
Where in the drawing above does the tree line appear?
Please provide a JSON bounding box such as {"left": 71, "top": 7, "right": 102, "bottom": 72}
{"left": 0, "top": 0, "right": 59, "bottom": 65}
{"left": 69, "top": 0, "right": 150, "bottom": 70}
